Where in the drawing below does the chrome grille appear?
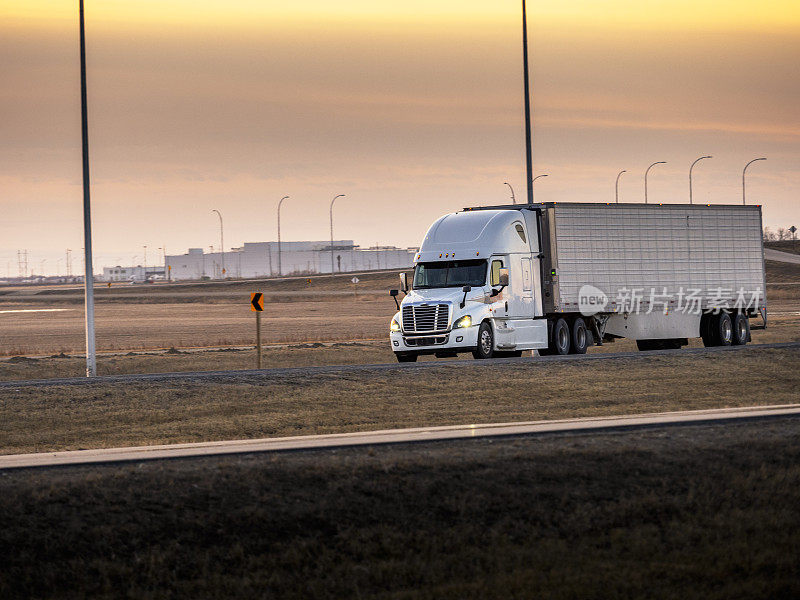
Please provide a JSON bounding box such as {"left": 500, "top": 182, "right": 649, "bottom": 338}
{"left": 402, "top": 304, "right": 450, "bottom": 333}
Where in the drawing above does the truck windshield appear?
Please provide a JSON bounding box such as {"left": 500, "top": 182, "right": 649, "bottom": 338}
{"left": 413, "top": 260, "right": 487, "bottom": 289}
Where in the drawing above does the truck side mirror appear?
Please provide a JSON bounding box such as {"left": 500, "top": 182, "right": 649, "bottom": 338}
{"left": 460, "top": 285, "right": 472, "bottom": 309}
{"left": 498, "top": 268, "right": 509, "bottom": 287}
{"left": 400, "top": 272, "right": 408, "bottom": 293}
{"left": 389, "top": 289, "right": 400, "bottom": 310}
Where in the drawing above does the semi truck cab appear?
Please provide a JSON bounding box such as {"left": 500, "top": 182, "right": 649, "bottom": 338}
{"left": 390, "top": 209, "right": 549, "bottom": 361}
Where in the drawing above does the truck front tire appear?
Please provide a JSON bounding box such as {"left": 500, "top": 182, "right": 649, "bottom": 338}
{"left": 395, "top": 352, "right": 418, "bottom": 362}
{"left": 472, "top": 321, "right": 495, "bottom": 359}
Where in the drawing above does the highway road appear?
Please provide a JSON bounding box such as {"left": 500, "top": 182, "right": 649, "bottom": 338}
{"left": 765, "top": 248, "right": 800, "bottom": 264}
{"left": 2, "top": 404, "right": 798, "bottom": 470}
{"left": 1, "top": 340, "right": 798, "bottom": 389}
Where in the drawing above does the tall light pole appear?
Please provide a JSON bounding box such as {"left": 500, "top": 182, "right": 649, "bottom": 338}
{"left": 689, "top": 155, "right": 712, "bottom": 205}
{"left": 330, "top": 194, "right": 345, "bottom": 274}
{"left": 742, "top": 157, "right": 766, "bottom": 205}
{"left": 532, "top": 174, "right": 548, "bottom": 203}
{"left": 211, "top": 209, "right": 224, "bottom": 278}
{"left": 79, "top": 0, "right": 96, "bottom": 376}
{"left": 644, "top": 161, "right": 666, "bottom": 204}
{"left": 522, "top": 0, "right": 534, "bottom": 206}
{"left": 143, "top": 245, "right": 147, "bottom": 280}
{"left": 615, "top": 170, "right": 626, "bottom": 204}
{"left": 277, "top": 195, "right": 289, "bottom": 276}
{"left": 503, "top": 182, "right": 516, "bottom": 204}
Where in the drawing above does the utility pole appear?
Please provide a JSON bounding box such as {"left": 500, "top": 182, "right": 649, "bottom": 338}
{"left": 615, "top": 170, "right": 626, "bottom": 204}
{"left": 689, "top": 155, "right": 712, "bottom": 205}
{"left": 212, "top": 209, "right": 224, "bottom": 278}
{"left": 742, "top": 157, "right": 767, "bottom": 205}
{"left": 330, "top": 194, "right": 345, "bottom": 274}
{"left": 522, "top": 0, "right": 534, "bottom": 206}
{"left": 79, "top": 0, "right": 97, "bottom": 376}
{"left": 277, "top": 195, "right": 289, "bottom": 276}
{"left": 644, "top": 161, "right": 666, "bottom": 204}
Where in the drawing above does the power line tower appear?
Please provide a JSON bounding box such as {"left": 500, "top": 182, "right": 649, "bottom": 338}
{"left": 66, "top": 249, "right": 73, "bottom": 277}
{"left": 17, "top": 250, "right": 29, "bottom": 278}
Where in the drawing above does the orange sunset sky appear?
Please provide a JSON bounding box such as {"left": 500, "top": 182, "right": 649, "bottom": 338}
{"left": 1, "top": 1, "right": 798, "bottom": 274}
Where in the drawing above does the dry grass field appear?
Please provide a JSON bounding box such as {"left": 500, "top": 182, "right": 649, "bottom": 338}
{"left": 1, "top": 419, "right": 799, "bottom": 599}
{"left": 1, "top": 346, "right": 797, "bottom": 455}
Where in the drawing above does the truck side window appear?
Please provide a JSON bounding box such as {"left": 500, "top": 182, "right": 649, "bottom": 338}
{"left": 490, "top": 260, "right": 504, "bottom": 286}
{"left": 514, "top": 223, "right": 526, "bottom": 243}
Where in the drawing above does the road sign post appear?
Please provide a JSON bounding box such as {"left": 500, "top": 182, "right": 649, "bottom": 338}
{"left": 351, "top": 276, "right": 359, "bottom": 298}
{"left": 250, "top": 292, "right": 264, "bottom": 368}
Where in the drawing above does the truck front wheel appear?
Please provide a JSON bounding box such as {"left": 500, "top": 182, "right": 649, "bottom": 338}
{"left": 472, "top": 322, "right": 495, "bottom": 359}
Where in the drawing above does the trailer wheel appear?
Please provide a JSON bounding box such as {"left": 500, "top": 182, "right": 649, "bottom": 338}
{"left": 395, "top": 352, "right": 418, "bottom": 362}
{"left": 553, "top": 318, "right": 571, "bottom": 355}
{"left": 715, "top": 312, "right": 733, "bottom": 346}
{"left": 732, "top": 313, "right": 749, "bottom": 346}
{"left": 570, "top": 317, "right": 588, "bottom": 354}
{"left": 472, "top": 321, "right": 495, "bottom": 359}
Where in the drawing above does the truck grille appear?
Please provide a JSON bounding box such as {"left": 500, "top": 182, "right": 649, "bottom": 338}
{"left": 402, "top": 304, "right": 450, "bottom": 333}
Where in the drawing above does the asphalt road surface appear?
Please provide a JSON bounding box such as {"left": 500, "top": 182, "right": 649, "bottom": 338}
{"left": 1, "top": 341, "right": 798, "bottom": 389}
{"left": 765, "top": 248, "right": 800, "bottom": 264}
{"left": 2, "top": 404, "right": 798, "bottom": 470}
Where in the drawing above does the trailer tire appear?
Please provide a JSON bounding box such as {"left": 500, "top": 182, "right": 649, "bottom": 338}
{"left": 732, "top": 313, "right": 749, "bottom": 346}
{"left": 395, "top": 353, "right": 418, "bottom": 363}
{"left": 570, "top": 317, "right": 588, "bottom": 354}
{"left": 472, "top": 321, "right": 495, "bottom": 359}
{"left": 715, "top": 312, "right": 733, "bottom": 346}
{"left": 553, "top": 318, "right": 571, "bottom": 355}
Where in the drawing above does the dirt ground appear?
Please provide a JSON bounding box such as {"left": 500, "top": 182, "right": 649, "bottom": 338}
{"left": 1, "top": 418, "right": 799, "bottom": 599}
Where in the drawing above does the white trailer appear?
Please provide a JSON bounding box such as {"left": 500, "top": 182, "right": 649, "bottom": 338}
{"left": 388, "top": 203, "right": 766, "bottom": 361}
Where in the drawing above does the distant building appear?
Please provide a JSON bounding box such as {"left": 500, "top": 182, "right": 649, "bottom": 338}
{"left": 163, "top": 240, "right": 416, "bottom": 280}
{"left": 102, "top": 265, "right": 166, "bottom": 282}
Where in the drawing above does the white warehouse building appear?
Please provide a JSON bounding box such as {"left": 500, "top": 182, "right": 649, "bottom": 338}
{"left": 164, "top": 240, "right": 416, "bottom": 280}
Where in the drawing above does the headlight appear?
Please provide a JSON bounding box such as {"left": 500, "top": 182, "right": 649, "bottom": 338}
{"left": 390, "top": 318, "right": 401, "bottom": 332}
{"left": 453, "top": 315, "right": 472, "bottom": 329}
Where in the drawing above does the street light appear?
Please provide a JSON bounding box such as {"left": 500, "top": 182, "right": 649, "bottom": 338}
{"left": 615, "top": 170, "right": 626, "bottom": 204}
{"left": 277, "top": 196, "right": 289, "bottom": 276}
{"left": 742, "top": 157, "right": 766, "bottom": 205}
{"left": 644, "top": 161, "right": 666, "bottom": 204}
{"left": 143, "top": 245, "right": 147, "bottom": 280}
{"left": 79, "top": 0, "right": 96, "bottom": 376}
{"left": 503, "top": 182, "right": 516, "bottom": 204}
{"left": 532, "top": 174, "right": 548, "bottom": 203}
{"left": 330, "top": 194, "right": 345, "bottom": 274}
{"left": 211, "top": 209, "right": 224, "bottom": 278}
{"left": 689, "top": 155, "right": 712, "bottom": 205}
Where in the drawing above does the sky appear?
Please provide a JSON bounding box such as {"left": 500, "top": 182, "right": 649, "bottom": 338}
{"left": 1, "top": 1, "right": 798, "bottom": 275}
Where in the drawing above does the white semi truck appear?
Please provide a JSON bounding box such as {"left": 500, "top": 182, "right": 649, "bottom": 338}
{"left": 389, "top": 202, "right": 766, "bottom": 362}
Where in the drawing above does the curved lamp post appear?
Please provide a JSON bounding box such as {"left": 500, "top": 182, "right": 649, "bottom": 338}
{"left": 615, "top": 170, "right": 626, "bottom": 204}
{"left": 532, "top": 174, "right": 548, "bottom": 203}
{"left": 689, "top": 156, "right": 712, "bottom": 205}
{"left": 330, "top": 194, "right": 345, "bottom": 274}
{"left": 277, "top": 196, "right": 289, "bottom": 276}
{"left": 211, "top": 209, "right": 224, "bottom": 278}
{"left": 644, "top": 161, "right": 666, "bottom": 204}
{"left": 504, "top": 182, "right": 516, "bottom": 204}
{"left": 742, "top": 158, "right": 766, "bottom": 205}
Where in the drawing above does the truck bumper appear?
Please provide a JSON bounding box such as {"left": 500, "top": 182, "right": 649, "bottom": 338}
{"left": 390, "top": 326, "right": 480, "bottom": 354}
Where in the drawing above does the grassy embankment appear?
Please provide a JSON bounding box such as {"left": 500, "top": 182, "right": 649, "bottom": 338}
{"left": 1, "top": 346, "right": 797, "bottom": 455}
{"left": 1, "top": 419, "right": 799, "bottom": 599}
